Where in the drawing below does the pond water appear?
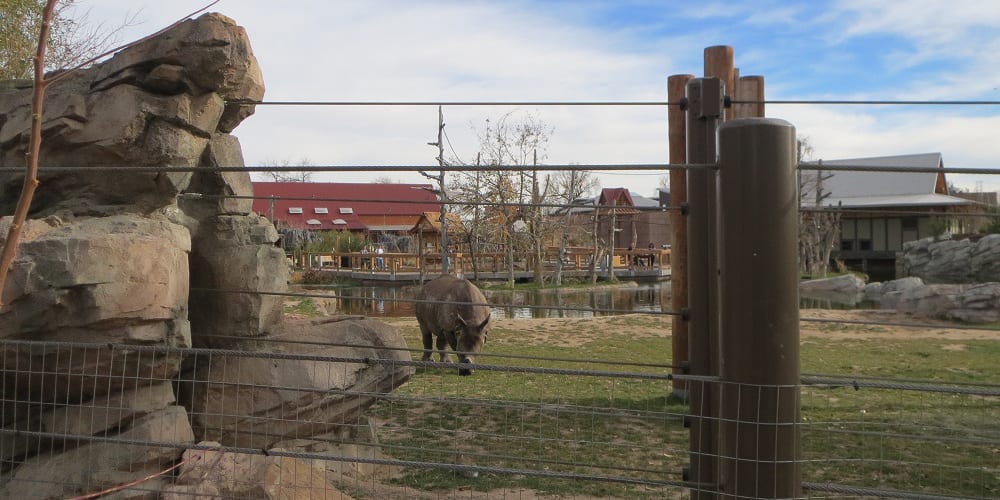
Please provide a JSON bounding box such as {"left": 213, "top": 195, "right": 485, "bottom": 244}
{"left": 296, "top": 281, "right": 877, "bottom": 319}
{"left": 297, "top": 281, "right": 672, "bottom": 319}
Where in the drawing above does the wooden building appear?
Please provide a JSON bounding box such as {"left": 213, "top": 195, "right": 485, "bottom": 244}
{"left": 814, "top": 153, "right": 983, "bottom": 277}
{"left": 251, "top": 182, "right": 440, "bottom": 234}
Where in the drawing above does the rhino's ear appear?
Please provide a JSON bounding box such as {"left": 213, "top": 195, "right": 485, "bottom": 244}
{"left": 456, "top": 313, "right": 468, "bottom": 326}
{"left": 478, "top": 313, "right": 491, "bottom": 330}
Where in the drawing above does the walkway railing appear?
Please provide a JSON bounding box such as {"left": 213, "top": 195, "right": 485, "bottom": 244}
{"left": 300, "top": 248, "right": 671, "bottom": 277}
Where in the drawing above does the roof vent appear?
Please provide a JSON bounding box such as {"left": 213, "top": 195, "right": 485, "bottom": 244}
{"left": 305, "top": 219, "right": 321, "bottom": 225}
{"left": 332, "top": 218, "right": 347, "bottom": 225}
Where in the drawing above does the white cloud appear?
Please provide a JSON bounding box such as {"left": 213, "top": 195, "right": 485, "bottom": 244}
{"left": 76, "top": 0, "right": 1000, "bottom": 196}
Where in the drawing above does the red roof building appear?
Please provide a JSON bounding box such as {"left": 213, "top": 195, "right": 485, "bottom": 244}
{"left": 251, "top": 182, "right": 441, "bottom": 233}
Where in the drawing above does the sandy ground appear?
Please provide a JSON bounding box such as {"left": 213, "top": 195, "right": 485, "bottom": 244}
{"left": 383, "top": 308, "right": 999, "bottom": 345}
{"left": 306, "top": 308, "right": 997, "bottom": 499}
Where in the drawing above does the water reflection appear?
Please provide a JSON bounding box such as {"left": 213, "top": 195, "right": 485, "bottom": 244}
{"left": 298, "top": 282, "right": 672, "bottom": 319}
{"left": 297, "top": 281, "right": 876, "bottom": 319}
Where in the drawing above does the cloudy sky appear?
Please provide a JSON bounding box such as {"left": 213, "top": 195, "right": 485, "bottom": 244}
{"left": 82, "top": 0, "right": 1000, "bottom": 196}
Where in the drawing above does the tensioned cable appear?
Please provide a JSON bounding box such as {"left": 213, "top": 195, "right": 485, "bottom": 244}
{"left": 801, "top": 371, "right": 1000, "bottom": 389}
{"left": 801, "top": 427, "right": 1000, "bottom": 448}
{"left": 0, "top": 430, "right": 695, "bottom": 489}
{"left": 225, "top": 99, "right": 678, "bottom": 106}
{"left": 187, "top": 191, "right": 995, "bottom": 218}
{"left": 189, "top": 287, "right": 684, "bottom": 317}
{"left": 3, "top": 162, "right": 996, "bottom": 175}
{"left": 199, "top": 334, "right": 679, "bottom": 369}
{"left": 226, "top": 98, "right": 1000, "bottom": 107}
{"left": 802, "top": 481, "right": 977, "bottom": 500}
{"left": 800, "top": 375, "right": 1000, "bottom": 397}
{"left": 798, "top": 163, "right": 1000, "bottom": 175}
{"left": 800, "top": 207, "right": 997, "bottom": 218}
{"left": 799, "top": 316, "right": 1000, "bottom": 333}
{"left": 0, "top": 163, "right": 709, "bottom": 174}
{"left": 745, "top": 99, "right": 1000, "bottom": 106}
{"left": 178, "top": 192, "right": 681, "bottom": 212}
{"left": 0, "top": 339, "right": 705, "bottom": 381}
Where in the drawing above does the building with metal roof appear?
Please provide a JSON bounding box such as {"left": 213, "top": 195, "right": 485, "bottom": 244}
{"left": 251, "top": 182, "right": 440, "bottom": 233}
{"left": 806, "top": 153, "right": 986, "bottom": 279}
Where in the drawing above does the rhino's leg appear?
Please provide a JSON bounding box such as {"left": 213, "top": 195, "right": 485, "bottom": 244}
{"left": 420, "top": 325, "right": 434, "bottom": 361}
{"left": 437, "top": 333, "right": 451, "bottom": 362}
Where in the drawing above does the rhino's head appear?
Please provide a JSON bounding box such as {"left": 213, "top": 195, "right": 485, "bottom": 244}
{"left": 455, "top": 312, "right": 491, "bottom": 376}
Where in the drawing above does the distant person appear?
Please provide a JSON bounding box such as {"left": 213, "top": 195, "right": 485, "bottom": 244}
{"left": 360, "top": 245, "right": 369, "bottom": 269}
{"left": 376, "top": 244, "right": 385, "bottom": 270}
{"left": 647, "top": 242, "right": 656, "bottom": 267}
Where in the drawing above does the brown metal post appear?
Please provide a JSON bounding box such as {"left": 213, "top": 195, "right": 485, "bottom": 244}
{"left": 717, "top": 118, "right": 801, "bottom": 498}
{"left": 685, "top": 77, "right": 724, "bottom": 499}
{"left": 668, "top": 74, "right": 692, "bottom": 398}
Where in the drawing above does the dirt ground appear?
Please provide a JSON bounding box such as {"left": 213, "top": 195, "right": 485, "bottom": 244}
{"left": 384, "top": 308, "right": 999, "bottom": 345}
{"left": 312, "top": 308, "right": 998, "bottom": 499}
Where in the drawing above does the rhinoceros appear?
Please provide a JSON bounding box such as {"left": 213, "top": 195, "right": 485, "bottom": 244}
{"left": 415, "top": 275, "right": 491, "bottom": 376}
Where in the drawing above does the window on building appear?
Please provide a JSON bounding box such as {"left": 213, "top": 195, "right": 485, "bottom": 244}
{"left": 859, "top": 239, "right": 873, "bottom": 251}
{"left": 314, "top": 207, "right": 329, "bottom": 214}
{"left": 332, "top": 219, "right": 347, "bottom": 225}
{"left": 841, "top": 240, "right": 854, "bottom": 251}
{"left": 339, "top": 207, "right": 354, "bottom": 214}
{"left": 288, "top": 207, "right": 303, "bottom": 214}
{"left": 901, "top": 217, "right": 918, "bottom": 230}
{"left": 305, "top": 219, "right": 321, "bottom": 225}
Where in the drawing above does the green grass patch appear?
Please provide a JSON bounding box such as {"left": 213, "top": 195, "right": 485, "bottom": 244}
{"left": 367, "top": 316, "right": 999, "bottom": 498}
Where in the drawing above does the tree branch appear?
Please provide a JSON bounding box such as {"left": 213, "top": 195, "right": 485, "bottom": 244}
{"left": 0, "top": 0, "right": 57, "bottom": 308}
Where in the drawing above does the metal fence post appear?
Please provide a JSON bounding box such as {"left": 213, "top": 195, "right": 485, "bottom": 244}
{"left": 685, "top": 76, "right": 724, "bottom": 498}
{"left": 668, "top": 74, "right": 692, "bottom": 399}
{"left": 717, "top": 118, "right": 801, "bottom": 498}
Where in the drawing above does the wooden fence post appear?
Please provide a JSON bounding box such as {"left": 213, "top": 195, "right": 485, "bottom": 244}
{"left": 668, "top": 74, "right": 692, "bottom": 399}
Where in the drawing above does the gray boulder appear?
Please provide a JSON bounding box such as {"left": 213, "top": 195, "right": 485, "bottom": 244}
{"left": 891, "top": 284, "right": 966, "bottom": 318}
{"left": 865, "top": 276, "right": 924, "bottom": 302}
{"left": 181, "top": 317, "right": 414, "bottom": 448}
{"left": 902, "top": 234, "right": 1000, "bottom": 284}
{"left": 189, "top": 213, "right": 288, "bottom": 347}
{"left": 162, "top": 442, "right": 351, "bottom": 500}
{"left": 970, "top": 234, "right": 1000, "bottom": 282}
{"left": 800, "top": 274, "right": 866, "bottom": 305}
{"left": 800, "top": 274, "right": 866, "bottom": 294}
{"left": 0, "top": 405, "right": 194, "bottom": 500}
{"left": 0, "top": 214, "right": 191, "bottom": 404}
{"left": 947, "top": 282, "right": 1000, "bottom": 324}
{"left": 0, "top": 13, "right": 263, "bottom": 216}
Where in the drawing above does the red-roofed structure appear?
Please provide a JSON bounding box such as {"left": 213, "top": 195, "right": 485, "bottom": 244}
{"left": 252, "top": 182, "right": 440, "bottom": 233}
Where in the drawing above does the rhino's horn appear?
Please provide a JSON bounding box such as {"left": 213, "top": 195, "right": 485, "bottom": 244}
{"left": 456, "top": 313, "right": 468, "bottom": 326}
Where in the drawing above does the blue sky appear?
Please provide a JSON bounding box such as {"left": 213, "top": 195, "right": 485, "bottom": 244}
{"left": 82, "top": 0, "right": 1000, "bottom": 194}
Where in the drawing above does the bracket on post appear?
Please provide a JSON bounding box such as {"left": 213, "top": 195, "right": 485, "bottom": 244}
{"left": 690, "top": 77, "right": 725, "bottom": 119}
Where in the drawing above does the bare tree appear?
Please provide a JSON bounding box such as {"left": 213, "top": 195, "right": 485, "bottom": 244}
{"left": 254, "top": 158, "right": 315, "bottom": 183}
{"left": 797, "top": 138, "right": 841, "bottom": 277}
{"left": 1, "top": 0, "right": 138, "bottom": 80}
{"left": 551, "top": 168, "right": 598, "bottom": 285}
{"left": 450, "top": 112, "right": 553, "bottom": 287}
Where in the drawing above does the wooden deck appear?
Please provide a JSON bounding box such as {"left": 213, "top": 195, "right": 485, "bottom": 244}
{"left": 299, "top": 249, "right": 671, "bottom": 283}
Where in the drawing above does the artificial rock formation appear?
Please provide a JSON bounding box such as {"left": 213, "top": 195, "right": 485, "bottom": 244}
{"left": 0, "top": 12, "right": 410, "bottom": 498}
{"left": 901, "top": 234, "right": 1000, "bottom": 284}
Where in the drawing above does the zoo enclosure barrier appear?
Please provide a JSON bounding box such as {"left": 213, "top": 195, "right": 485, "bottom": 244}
{"left": 3, "top": 54, "right": 1000, "bottom": 500}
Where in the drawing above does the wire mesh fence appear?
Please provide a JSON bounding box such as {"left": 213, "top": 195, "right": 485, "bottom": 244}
{"left": 3, "top": 59, "right": 1000, "bottom": 500}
